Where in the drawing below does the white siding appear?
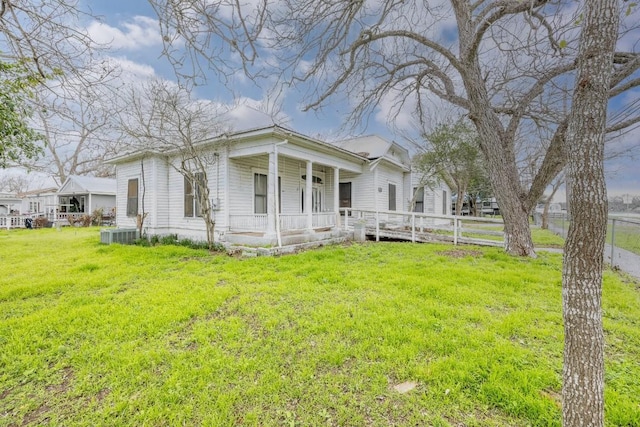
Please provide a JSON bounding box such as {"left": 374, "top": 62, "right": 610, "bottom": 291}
{"left": 115, "top": 161, "right": 143, "bottom": 229}
{"left": 410, "top": 172, "right": 451, "bottom": 215}
{"left": 375, "top": 162, "right": 406, "bottom": 212}
{"left": 90, "top": 195, "right": 116, "bottom": 212}
{"left": 340, "top": 171, "right": 374, "bottom": 211}
{"left": 228, "top": 155, "right": 336, "bottom": 217}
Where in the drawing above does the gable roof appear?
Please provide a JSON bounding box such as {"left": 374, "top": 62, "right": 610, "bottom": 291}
{"left": 57, "top": 176, "right": 116, "bottom": 196}
{"left": 0, "top": 193, "right": 22, "bottom": 205}
{"left": 337, "top": 135, "right": 393, "bottom": 158}
{"left": 18, "top": 187, "right": 59, "bottom": 198}
{"left": 337, "top": 135, "right": 411, "bottom": 169}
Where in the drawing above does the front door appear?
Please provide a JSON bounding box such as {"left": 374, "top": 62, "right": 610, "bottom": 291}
{"left": 302, "top": 184, "right": 324, "bottom": 212}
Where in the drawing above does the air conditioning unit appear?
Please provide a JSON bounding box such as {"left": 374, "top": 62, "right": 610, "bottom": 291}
{"left": 100, "top": 228, "right": 139, "bottom": 245}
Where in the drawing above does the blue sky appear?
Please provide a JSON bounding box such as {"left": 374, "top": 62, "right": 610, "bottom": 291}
{"left": 5, "top": 1, "right": 637, "bottom": 198}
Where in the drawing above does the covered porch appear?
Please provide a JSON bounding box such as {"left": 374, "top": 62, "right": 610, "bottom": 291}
{"left": 224, "top": 137, "right": 364, "bottom": 246}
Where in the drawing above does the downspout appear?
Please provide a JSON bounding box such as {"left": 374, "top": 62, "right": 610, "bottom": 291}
{"left": 370, "top": 158, "right": 382, "bottom": 212}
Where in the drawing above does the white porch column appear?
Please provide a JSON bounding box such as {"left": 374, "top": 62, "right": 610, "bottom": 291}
{"left": 266, "top": 150, "right": 277, "bottom": 236}
{"left": 306, "top": 160, "right": 313, "bottom": 231}
{"left": 334, "top": 167, "right": 340, "bottom": 228}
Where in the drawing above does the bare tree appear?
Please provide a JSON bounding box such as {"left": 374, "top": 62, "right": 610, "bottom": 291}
{"left": 0, "top": 0, "right": 96, "bottom": 79}
{"left": 18, "top": 62, "right": 122, "bottom": 186}
{"left": 149, "top": 0, "right": 640, "bottom": 257}
{"left": 562, "top": 0, "right": 619, "bottom": 425}
{"left": 1, "top": 1, "right": 110, "bottom": 173}
{"left": 0, "top": 173, "right": 30, "bottom": 193}
{"left": 117, "top": 79, "right": 229, "bottom": 249}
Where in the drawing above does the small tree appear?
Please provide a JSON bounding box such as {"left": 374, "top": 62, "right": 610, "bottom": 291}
{"left": 414, "top": 120, "right": 488, "bottom": 216}
{"left": 118, "top": 80, "right": 228, "bottom": 250}
{"left": 0, "top": 60, "right": 42, "bottom": 168}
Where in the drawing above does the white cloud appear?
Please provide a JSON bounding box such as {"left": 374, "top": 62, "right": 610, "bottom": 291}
{"left": 107, "top": 57, "right": 158, "bottom": 80}
{"left": 86, "top": 16, "right": 162, "bottom": 51}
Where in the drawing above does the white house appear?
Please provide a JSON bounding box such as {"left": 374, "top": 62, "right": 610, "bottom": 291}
{"left": 0, "top": 192, "right": 24, "bottom": 229}
{"left": 0, "top": 193, "right": 22, "bottom": 215}
{"left": 19, "top": 187, "right": 59, "bottom": 217}
{"left": 109, "top": 125, "right": 451, "bottom": 246}
{"left": 56, "top": 175, "right": 116, "bottom": 222}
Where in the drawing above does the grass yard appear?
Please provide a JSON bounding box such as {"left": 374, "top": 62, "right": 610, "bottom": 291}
{"left": 1, "top": 228, "right": 639, "bottom": 426}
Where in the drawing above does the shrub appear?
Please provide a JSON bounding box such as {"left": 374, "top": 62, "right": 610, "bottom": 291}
{"left": 91, "top": 208, "right": 104, "bottom": 226}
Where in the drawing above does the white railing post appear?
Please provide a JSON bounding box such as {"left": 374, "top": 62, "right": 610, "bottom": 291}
{"left": 411, "top": 213, "right": 415, "bottom": 243}
{"left": 375, "top": 210, "right": 380, "bottom": 242}
{"left": 453, "top": 216, "right": 458, "bottom": 246}
{"left": 344, "top": 209, "right": 349, "bottom": 230}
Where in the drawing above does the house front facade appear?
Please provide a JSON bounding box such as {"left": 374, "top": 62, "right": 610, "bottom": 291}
{"left": 110, "top": 125, "right": 450, "bottom": 246}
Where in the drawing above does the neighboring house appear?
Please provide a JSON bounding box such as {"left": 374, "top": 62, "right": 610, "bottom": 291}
{"left": 0, "top": 193, "right": 22, "bottom": 215}
{"left": 56, "top": 175, "right": 116, "bottom": 222}
{"left": 109, "top": 124, "right": 452, "bottom": 246}
{"left": 18, "top": 187, "right": 59, "bottom": 217}
{"left": 0, "top": 193, "right": 24, "bottom": 229}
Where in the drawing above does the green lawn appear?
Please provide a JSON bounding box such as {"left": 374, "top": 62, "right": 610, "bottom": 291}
{"left": 1, "top": 227, "right": 638, "bottom": 426}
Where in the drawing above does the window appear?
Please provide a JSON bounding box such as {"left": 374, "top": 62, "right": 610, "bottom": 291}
{"left": 127, "top": 179, "right": 138, "bottom": 217}
{"left": 254, "top": 173, "right": 282, "bottom": 214}
{"left": 413, "top": 187, "right": 424, "bottom": 213}
{"left": 388, "top": 183, "right": 396, "bottom": 211}
{"left": 339, "top": 182, "right": 352, "bottom": 215}
{"left": 442, "top": 190, "right": 448, "bottom": 215}
{"left": 184, "top": 173, "right": 205, "bottom": 217}
{"left": 254, "top": 173, "right": 267, "bottom": 214}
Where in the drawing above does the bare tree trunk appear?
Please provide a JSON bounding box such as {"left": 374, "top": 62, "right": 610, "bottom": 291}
{"left": 562, "top": 0, "right": 618, "bottom": 425}
{"left": 199, "top": 183, "right": 217, "bottom": 250}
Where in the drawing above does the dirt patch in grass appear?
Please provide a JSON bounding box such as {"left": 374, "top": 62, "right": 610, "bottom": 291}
{"left": 437, "top": 249, "right": 484, "bottom": 258}
{"left": 0, "top": 387, "right": 12, "bottom": 400}
{"left": 45, "top": 367, "right": 74, "bottom": 395}
{"left": 21, "top": 402, "right": 51, "bottom": 426}
{"left": 95, "top": 388, "right": 110, "bottom": 403}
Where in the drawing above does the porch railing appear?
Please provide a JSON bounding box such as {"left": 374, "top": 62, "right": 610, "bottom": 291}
{"left": 0, "top": 215, "right": 29, "bottom": 229}
{"left": 228, "top": 212, "right": 338, "bottom": 232}
{"left": 312, "top": 212, "right": 336, "bottom": 228}
{"left": 279, "top": 213, "right": 307, "bottom": 230}
{"left": 229, "top": 214, "right": 268, "bottom": 231}
{"left": 0, "top": 212, "right": 94, "bottom": 229}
